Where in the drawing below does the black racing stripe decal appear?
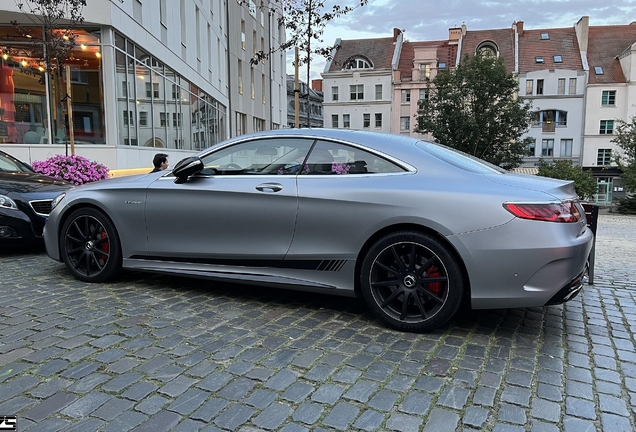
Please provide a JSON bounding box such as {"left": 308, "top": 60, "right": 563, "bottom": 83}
{"left": 129, "top": 255, "right": 349, "bottom": 272}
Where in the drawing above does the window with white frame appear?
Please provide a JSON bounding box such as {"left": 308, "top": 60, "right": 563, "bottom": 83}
{"left": 160, "top": 112, "right": 167, "bottom": 127}
{"left": 420, "top": 64, "right": 431, "bottom": 79}
{"left": 344, "top": 57, "right": 372, "bottom": 69}
{"left": 343, "top": 114, "right": 350, "bottom": 128}
{"left": 350, "top": 84, "right": 364, "bottom": 100}
{"left": 597, "top": 148, "right": 611, "bottom": 165}
{"left": 331, "top": 114, "right": 338, "bottom": 128}
{"left": 526, "top": 140, "right": 535, "bottom": 156}
{"left": 601, "top": 90, "right": 616, "bottom": 106}
{"left": 560, "top": 139, "right": 573, "bottom": 157}
{"left": 375, "top": 84, "right": 382, "bottom": 100}
{"left": 541, "top": 139, "right": 554, "bottom": 156}
{"left": 363, "top": 113, "right": 370, "bottom": 128}
{"left": 139, "top": 111, "right": 148, "bottom": 127}
{"left": 525, "top": 80, "right": 533, "bottom": 95}
{"left": 599, "top": 120, "right": 614, "bottom": 134}
{"left": 557, "top": 78, "right": 565, "bottom": 95}
{"left": 400, "top": 116, "right": 410, "bottom": 131}
{"left": 536, "top": 79, "right": 544, "bottom": 95}
{"left": 332, "top": 86, "right": 338, "bottom": 101}
{"left": 123, "top": 110, "right": 133, "bottom": 126}
{"left": 375, "top": 113, "right": 382, "bottom": 128}
{"left": 419, "top": 88, "right": 428, "bottom": 101}
{"left": 401, "top": 89, "right": 411, "bottom": 104}
{"left": 146, "top": 82, "right": 159, "bottom": 98}
{"left": 569, "top": 78, "right": 576, "bottom": 94}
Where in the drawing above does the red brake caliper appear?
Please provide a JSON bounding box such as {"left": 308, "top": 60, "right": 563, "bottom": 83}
{"left": 100, "top": 231, "right": 109, "bottom": 254}
{"left": 427, "top": 267, "right": 443, "bottom": 294}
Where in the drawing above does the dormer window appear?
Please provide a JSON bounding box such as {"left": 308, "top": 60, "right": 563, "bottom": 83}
{"left": 594, "top": 66, "right": 604, "bottom": 75}
{"left": 535, "top": 56, "right": 544, "bottom": 64}
{"left": 477, "top": 41, "right": 498, "bottom": 58}
{"left": 344, "top": 56, "right": 373, "bottom": 70}
{"left": 540, "top": 32, "right": 549, "bottom": 40}
{"left": 553, "top": 55, "right": 562, "bottom": 63}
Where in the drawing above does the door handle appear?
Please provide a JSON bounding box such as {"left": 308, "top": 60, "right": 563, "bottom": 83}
{"left": 256, "top": 182, "right": 283, "bottom": 192}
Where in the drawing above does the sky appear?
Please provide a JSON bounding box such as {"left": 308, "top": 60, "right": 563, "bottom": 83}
{"left": 285, "top": 0, "right": 636, "bottom": 82}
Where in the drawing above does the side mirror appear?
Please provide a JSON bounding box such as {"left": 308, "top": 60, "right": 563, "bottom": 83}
{"left": 172, "top": 157, "right": 204, "bottom": 184}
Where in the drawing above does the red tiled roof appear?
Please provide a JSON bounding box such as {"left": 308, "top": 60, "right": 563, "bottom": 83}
{"left": 518, "top": 28, "right": 582, "bottom": 73}
{"left": 328, "top": 37, "right": 396, "bottom": 72}
{"left": 460, "top": 28, "right": 516, "bottom": 72}
{"left": 587, "top": 24, "right": 636, "bottom": 84}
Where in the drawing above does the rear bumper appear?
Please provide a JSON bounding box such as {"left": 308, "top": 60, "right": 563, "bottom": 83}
{"left": 545, "top": 270, "right": 585, "bottom": 305}
{"left": 448, "top": 217, "right": 594, "bottom": 310}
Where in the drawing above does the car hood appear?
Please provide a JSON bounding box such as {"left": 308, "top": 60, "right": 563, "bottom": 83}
{"left": 0, "top": 172, "right": 72, "bottom": 194}
{"left": 68, "top": 172, "right": 158, "bottom": 192}
{"left": 484, "top": 172, "right": 576, "bottom": 200}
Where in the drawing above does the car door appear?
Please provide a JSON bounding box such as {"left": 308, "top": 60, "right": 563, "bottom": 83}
{"left": 289, "top": 140, "right": 411, "bottom": 260}
{"left": 144, "top": 137, "right": 314, "bottom": 260}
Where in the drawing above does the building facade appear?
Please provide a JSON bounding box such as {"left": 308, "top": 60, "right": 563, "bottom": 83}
{"left": 576, "top": 18, "right": 636, "bottom": 204}
{"left": 392, "top": 32, "right": 459, "bottom": 138}
{"left": 286, "top": 75, "right": 324, "bottom": 128}
{"left": 0, "top": 0, "right": 285, "bottom": 169}
{"left": 321, "top": 29, "right": 403, "bottom": 133}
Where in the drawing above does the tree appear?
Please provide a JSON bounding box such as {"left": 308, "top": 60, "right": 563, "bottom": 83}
{"left": 537, "top": 159, "right": 597, "bottom": 200}
{"left": 8, "top": 0, "right": 87, "bottom": 155}
{"left": 415, "top": 52, "right": 534, "bottom": 170}
{"left": 612, "top": 117, "right": 636, "bottom": 192}
{"left": 240, "top": 0, "right": 368, "bottom": 127}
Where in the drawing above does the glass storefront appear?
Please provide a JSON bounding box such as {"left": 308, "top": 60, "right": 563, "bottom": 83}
{"left": 0, "top": 27, "right": 105, "bottom": 144}
{"left": 113, "top": 32, "right": 226, "bottom": 150}
{"left": 1, "top": 26, "right": 226, "bottom": 150}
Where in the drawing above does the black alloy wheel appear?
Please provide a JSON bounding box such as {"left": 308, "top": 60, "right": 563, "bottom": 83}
{"left": 360, "top": 231, "right": 464, "bottom": 332}
{"left": 60, "top": 207, "right": 122, "bottom": 283}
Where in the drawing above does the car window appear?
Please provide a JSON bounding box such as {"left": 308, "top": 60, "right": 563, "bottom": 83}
{"left": 199, "top": 138, "right": 315, "bottom": 175}
{"left": 0, "top": 153, "right": 31, "bottom": 173}
{"left": 416, "top": 141, "right": 506, "bottom": 174}
{"left": 301, "top": 140, "right": 407, "bottom": 175}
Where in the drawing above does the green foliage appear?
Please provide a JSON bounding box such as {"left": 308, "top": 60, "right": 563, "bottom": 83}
{"left": 611, "top": 117, "right": 636, "bottom": 192}
{"left": 537, "top": 159, "right": 597, "bottom": 200}
{"left": 415, "top": 53, "right": 534, "bottom": 170}
{"left": 616, "top": 195, "right": 636, "bottom": 215}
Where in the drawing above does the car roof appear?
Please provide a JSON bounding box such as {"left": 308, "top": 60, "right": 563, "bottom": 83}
{"left": 206, "top": 128, "right": 426, "bottom": 162}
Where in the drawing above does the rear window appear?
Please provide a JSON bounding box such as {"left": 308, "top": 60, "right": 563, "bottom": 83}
{"left": 416, "top": 141, "right": 506, "bottom": 174}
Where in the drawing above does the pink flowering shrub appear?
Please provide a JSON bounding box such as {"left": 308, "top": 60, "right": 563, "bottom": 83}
{"left": 31, "top": 154, "right": 110, "bottom": 185}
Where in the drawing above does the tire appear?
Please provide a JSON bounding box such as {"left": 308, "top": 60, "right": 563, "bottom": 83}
{"left": 60, "top": 207, "right": 122, "bottom": 283}
{"left": 360, "top": 231, "right": 464, "bottom": 332}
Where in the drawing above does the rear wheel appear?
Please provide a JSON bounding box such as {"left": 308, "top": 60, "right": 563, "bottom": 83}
{"left": 360, "top": 231, "right": 464, "bottom": 332}
{"left": 60, "top": 208, "right": 122, "bottom": 282}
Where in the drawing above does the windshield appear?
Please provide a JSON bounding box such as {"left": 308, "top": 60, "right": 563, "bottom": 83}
{"left": 0, "top": 152, "right": 33, "bottom": 173}
{"left": 416, "top": 141, "right": 507, "bottom": 174}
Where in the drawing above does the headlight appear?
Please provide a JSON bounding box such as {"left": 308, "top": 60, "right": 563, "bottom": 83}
{"left": 0, "top": 195, "right": 18, "bottom": 210}
{"left": 51, "top": 193, "right": 66, "bottom": 210}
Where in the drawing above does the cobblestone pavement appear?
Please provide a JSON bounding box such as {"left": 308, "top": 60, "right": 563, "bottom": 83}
{"left": 1, "top": 214, "right": 635, "bottom": 432}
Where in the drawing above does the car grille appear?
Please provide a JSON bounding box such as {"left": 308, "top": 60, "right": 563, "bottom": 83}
{"left": 29, "top": 199, "right": 53, "bottom": 216}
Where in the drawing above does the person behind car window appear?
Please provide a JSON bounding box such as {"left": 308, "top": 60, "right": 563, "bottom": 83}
{"left": 150, "top": 153, "right": 169, "bottom": 173}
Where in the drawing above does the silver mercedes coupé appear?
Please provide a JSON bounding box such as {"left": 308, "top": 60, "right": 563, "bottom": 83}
{"left": 43, "top": 129, "right": 593, "bottom": 332}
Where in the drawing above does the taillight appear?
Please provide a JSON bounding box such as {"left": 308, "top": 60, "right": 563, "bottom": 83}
{"left": 503, "top": 201, "right": 581, "bottom": 223}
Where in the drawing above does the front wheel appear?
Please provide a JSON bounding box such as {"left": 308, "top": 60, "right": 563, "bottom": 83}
{"left": 360, "top": 231, "right": 464, "bottom": 332}
{"left": 60, "top": 207, "right": 122, "bottom": 283}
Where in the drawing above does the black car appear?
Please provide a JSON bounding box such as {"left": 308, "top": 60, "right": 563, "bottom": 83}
{"left": 0, "top": 150, "right": 72, "bottom": 246}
